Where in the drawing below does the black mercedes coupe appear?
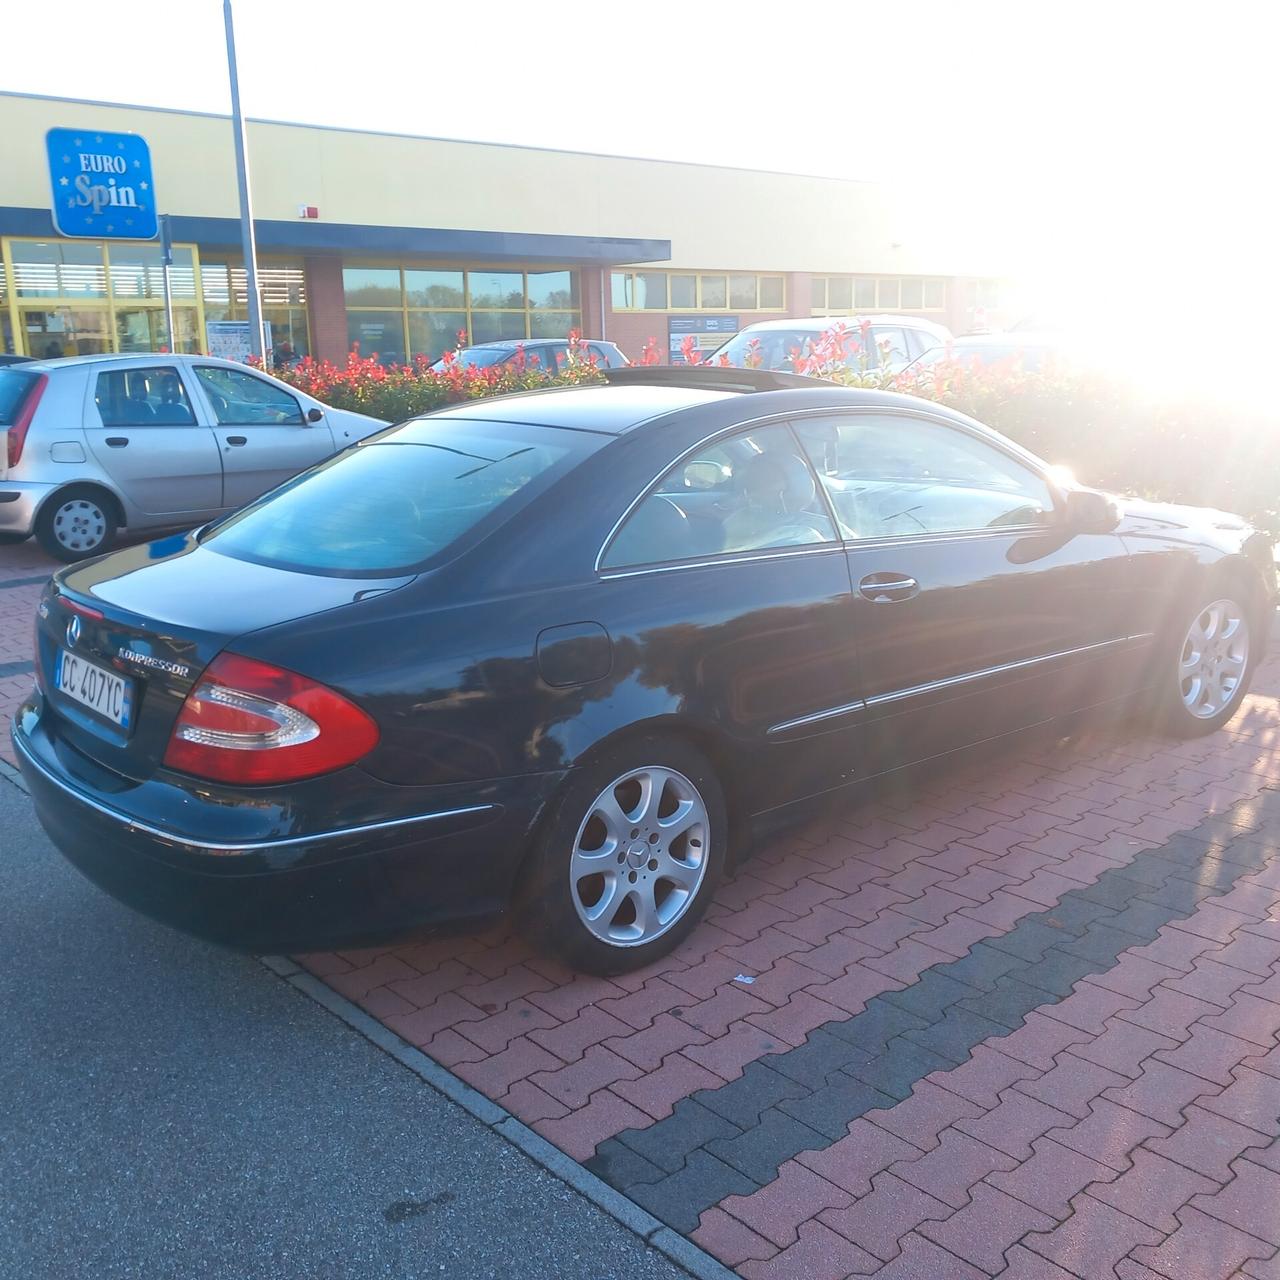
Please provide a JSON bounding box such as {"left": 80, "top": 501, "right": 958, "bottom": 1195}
{"left": 12, "top": 368, "right": 1275, "bottom": 972}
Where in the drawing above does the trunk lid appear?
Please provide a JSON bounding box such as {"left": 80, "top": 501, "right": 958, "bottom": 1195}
{"left": 37, "top": 536, "right": 412, "bottom": 781}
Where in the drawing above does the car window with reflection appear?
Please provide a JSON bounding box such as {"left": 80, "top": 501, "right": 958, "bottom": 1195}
{"left": 603, "top": 423, "right": 837, "bottom": 569}
{"left": 203, "top": 419, "right": 601, "bottom": 576}
{"left": 793, "top": 414, "right": 1054, "bottom": 539}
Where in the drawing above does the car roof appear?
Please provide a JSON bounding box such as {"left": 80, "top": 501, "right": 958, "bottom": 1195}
{"left": 421, "top": 383, "right": 737, "bottom": 434}
{"left": 463, "top": 338, "right": 614, "bottom": 351}
{"left": 14, "top": 353, "right": 267, "bottom": 375}
{"left": 732, "top": 314, "right": 951, "bottom": 335}
{"left": 950, "top": 331, "right": 1059, "bottom": 347}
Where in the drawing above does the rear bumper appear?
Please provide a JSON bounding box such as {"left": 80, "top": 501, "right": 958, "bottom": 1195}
{"left": 0, "top": 483, "right": 51, "bottom": 536}
{"left": 11, "top": 699, "right": 565, "bottom": 952}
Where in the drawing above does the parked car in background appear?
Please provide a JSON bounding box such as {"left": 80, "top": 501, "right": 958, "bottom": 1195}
{"left": 431, "top": 338, "right": 629, "bottom": 373}
{"left": 908, "top": 332, "right": 1063, "bottom": 373}
{"left": 13, "top": 367, "right": 1273, "bottom": 972}
{"left": 0, "top": 353, "right": 386, "bottom": 561}
{"left": 708, "top": 315, "right": 952, "bottom": 375}
{"left": 0, "top": 354, "right": 33, "bottom": 366}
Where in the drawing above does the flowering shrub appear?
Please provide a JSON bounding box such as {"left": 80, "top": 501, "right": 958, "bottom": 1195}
{"left": 274, "top": 328, "right": 1278, "bottom": 536}
{"left": 269, "top": 331, "right": 607, "bottom": 421}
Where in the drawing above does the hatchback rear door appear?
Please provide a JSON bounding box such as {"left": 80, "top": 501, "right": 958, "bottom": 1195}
{"left": 85, "top": 362, "right": 224, "bottom": 516}
{"left": 189, "top": 364, "right": 336, "bottom": 508}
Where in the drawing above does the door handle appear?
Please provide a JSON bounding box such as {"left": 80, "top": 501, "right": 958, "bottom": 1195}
{"left": 225, "top": 436, "right": 248, "bottom": 447}
{"left": 104, "top": 437, "right": 129, "bottom": 448}
{"left": 858, "top": 572, "right": 920, "bottom": 602}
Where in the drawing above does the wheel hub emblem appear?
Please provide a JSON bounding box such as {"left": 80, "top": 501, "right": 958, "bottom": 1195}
{"left": 625, "top": 842, "right": 648, "bottom": 869}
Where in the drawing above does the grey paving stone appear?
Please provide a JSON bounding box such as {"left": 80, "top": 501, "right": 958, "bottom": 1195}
{"left": 626, "top": 1151, "right": 757, "bottom": 1234}
{"left": 901, "top": 1006, "right": 1007, "bottom": 1067}
{"left": 767, "top": 1029, "right": 871, "bottom": 1090}
{"left": 1017, "top": 947, "right": 1099, "bottom": 997}
{"left": 882, "top": 971, "right": 980, "bottom": 1022}
{"left": 957, "top": 976, "right": 1048, "bottom": 1031}
{"left": 693, "top": 1061, "right": 809, "bottom": 1131}
{"left": 825, "top": 996, "right": 928, "bottom": 1053}
{"left": 585, "top": 1138, "right": 668, "bottom": 1189}
{"left": 617, "top": 1099, "right": 742, "bottom": 1174}
{"left": 1105, "top": 898, "right": 1183, "bottom": 938}
{"left": 848, "top": 1038, "right": 952, "bottom": 1101}
{"left": 778, "top": 1074, "right": 897, "bottom": 1139}
{"left": 984, "top": 918, "right": 1070, "bottom": 963}
{"left": 1166, "top": 856, "right": 1242, "bottom": 893}
{"left": 1060, "top": 922, "right": 1144, "bottom": 966}
{"left": 1138, "top": 875, "right": 1223, "bottom": 912}
{"left": 940, "top": 942, "right": 1027, "bottom": 993}
{"left": 706, "top": 1108, "right": 826, "bottom": 1184}
{"left": 1040, "top": 895, "right": 1122, "bottom": 935}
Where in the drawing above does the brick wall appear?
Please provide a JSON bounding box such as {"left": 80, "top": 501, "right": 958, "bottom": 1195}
{"left": 304, "top": 256, "right": 348, "bottom": 364}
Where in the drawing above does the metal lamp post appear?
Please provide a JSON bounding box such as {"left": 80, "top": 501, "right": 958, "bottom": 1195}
{"left": 222, "top": 0, "right": 268, "bottom": 366}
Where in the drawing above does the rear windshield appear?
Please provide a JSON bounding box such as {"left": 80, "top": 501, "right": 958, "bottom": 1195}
{"left": 0, "top": 369, "right": 39, "bottom": 425}
{"left": 201, "top": 418, "right": 603, "bottom": 576}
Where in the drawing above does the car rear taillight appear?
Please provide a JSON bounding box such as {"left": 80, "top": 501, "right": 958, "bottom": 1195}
{"left": 163, "top": 653, "right": 379, "bottom": 785}
{"left": 7, "top": 374, "right": 48, "bottom": 469}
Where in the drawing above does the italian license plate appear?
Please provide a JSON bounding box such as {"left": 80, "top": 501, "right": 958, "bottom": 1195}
{"left": 56, "top": 648, "right": 135, "bottom": 729}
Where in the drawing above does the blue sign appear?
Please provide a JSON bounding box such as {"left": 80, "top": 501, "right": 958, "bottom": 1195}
{"left": 47, "top": 128, "right": 157, "bottom": 240}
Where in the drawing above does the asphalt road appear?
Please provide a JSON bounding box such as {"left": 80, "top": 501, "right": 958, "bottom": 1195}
{"left": 0, "top": 775, "right": 687, "bottom": 1280}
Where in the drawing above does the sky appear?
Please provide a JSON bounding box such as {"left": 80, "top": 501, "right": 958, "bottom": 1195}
{"left": 7, "top": 0, "right": 1278, "bottom": 339}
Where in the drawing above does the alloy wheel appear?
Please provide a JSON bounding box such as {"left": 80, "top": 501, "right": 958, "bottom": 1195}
{"left": 569, "top": 765, "right": 710, "bottom": 947}
{"left": 1179, "top": 598, "right": 1250, "bottom": 719}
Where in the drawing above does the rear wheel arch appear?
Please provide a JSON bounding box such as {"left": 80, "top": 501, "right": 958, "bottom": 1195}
{"left": 511, "top": 715, "right": 749, "bottom": 904}
{"left": 33, "top": 482, "right": 126, "bottom": 561}
{"left": 35, "top": 481, "right": 127, "bottom": 531}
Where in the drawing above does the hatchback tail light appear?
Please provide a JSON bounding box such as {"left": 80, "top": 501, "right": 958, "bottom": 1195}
{"left": 163, "top": 653, "right": 379, "bottom": 785}
{"left": 6, "top": 374, "right": 48, "bottom": 470}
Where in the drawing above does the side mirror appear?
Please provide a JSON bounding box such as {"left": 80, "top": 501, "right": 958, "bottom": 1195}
{"left": 306, "top": 406, "right": 324, "bottom": 423}
{"left": 1062, "top": 487, "right": 1121, "bottom": 534}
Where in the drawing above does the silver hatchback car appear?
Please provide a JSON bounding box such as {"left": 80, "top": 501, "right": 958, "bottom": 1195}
{"left": 0, "top": 354, "right": 386, "bottom": 561}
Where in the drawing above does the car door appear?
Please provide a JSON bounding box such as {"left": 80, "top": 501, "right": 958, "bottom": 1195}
{"left": 190, "top": 364, "right": 336, "bottom": 508}
{"left": 86, "top": 364, "right": 224, "bottom": 517}
{"left": 596, "top": 420, "right": 866, "bottom": 809}
{"left": 793, "top": 411, "right": 1136, "bottom": 772}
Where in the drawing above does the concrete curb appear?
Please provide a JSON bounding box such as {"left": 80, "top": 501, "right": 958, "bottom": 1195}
{"left": 262, "top": 955, "right": 739, "bottom": 1280}
{"left": 0, "top": 756, "right": 29, "bottom": 794}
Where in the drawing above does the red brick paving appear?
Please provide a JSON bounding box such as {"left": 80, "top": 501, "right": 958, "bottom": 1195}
{"left": 6, "top": 540, "right": 1280, "bottom": 1277}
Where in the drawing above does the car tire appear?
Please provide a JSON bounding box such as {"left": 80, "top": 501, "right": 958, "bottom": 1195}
{"left": 1159, "top": 588, "right": 1258, "bottom": 737}
{"left": 519, "top": 733, "right": 728, "bottom": 975}
{"left": 35, "top": 486, "right": 118, "bottom": 562}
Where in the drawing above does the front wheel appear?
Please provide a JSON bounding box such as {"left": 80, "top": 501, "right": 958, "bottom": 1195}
{"left": 1160, "top": 594, "right": 1255, "bottom": 736}
{"left": 519, "top": 734, "right": 727, "bottom": 975}
{"left": 35, "top": 487, "right": 118, "bottom": 562}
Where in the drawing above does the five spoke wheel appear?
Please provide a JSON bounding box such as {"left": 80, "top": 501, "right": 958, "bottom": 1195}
{"left": 569, "top": 765, "right": 709, "bottom": 948}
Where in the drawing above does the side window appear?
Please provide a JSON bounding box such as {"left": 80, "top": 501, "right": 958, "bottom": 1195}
{"left": 539, "top": 343, "right": 570, "bottom": 371}
{"left": 793, "top": 414, "right": 1054, "bottom": 540}
{"left": 588, "top": 344, "right": 616, "bottom": 368}
{"left": 95, "top": 367, "right": 196, "bottom": 426}
{"left": 194, "top": 366, "right": 304, "bottom": 426}
{"left": 603, "top": 423, "right": 838, "bottom": 569}
{"left": 868, "top": 326, "right": 911, "bottom": 369}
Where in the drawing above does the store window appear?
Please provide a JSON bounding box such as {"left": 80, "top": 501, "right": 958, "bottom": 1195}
{"left": 811, "top": 276, "right": 949, "bottom": 314}
{"left": 3, "top": 238, "right": 206, "bottom": 357}
{"left": 609, "top": 271, "right": 786, "bottom": 312}
{"left": 201, "top": 258, "right": 309, "bottom": 363}
{"left": 342, "top": 267, "right": 583, "bottom": 364}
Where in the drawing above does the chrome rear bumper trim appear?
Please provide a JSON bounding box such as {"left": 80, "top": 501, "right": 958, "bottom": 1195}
{"left": 12, "top": 728, "right": 495, "bottom": 855}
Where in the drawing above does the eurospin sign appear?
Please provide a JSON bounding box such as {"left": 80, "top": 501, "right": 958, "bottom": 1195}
{"left": 46, "top": 127, "right": 158, "bottom": 240}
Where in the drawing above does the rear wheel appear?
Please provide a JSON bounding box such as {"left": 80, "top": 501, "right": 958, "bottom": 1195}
{"left": 1161, "top": 593, "right": 1254, "bottom": 736}
{"left": 520, "top": 734, "right": 727, "bottom": 974}
{"left": 35, "top": 486, "right": 118, "bottom": 562}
